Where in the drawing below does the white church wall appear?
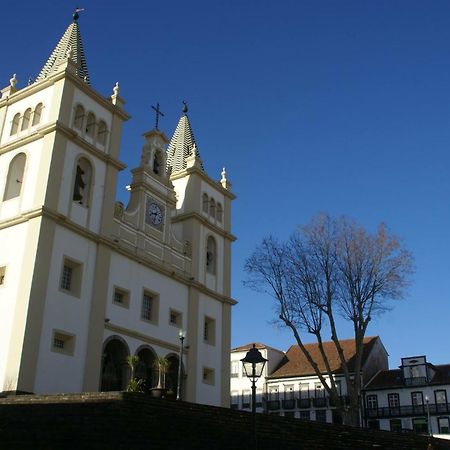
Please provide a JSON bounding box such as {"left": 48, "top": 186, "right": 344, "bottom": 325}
{"left": 33, "top": 225, "right": 98, "bottom": 393}
{"left": 171, "top": 177, "right": 189, "bottom": 212}
{"left": 0, "top": 221, "right": 36, "bottom": 391}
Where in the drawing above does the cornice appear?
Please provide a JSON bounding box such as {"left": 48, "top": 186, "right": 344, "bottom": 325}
{"left": 0, "top": 121, "right": 126, "bottom": 171}
{"left": 171, "top": 211, "right": 237, "bottom": 242}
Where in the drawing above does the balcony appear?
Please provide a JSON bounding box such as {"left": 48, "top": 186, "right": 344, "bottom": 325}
{"left": 312, "top": 397, "right": 328, "bottom": 408}
{"left": 366, "top": 402, "right": 450, "bottom": 418}
{"left": 404, "top": 377, "right": 427, "bottom": 387}
{"left": 329, "top": 395, "right": 351, "bottom": 407}
{"left": 282, "top": 399, "right": 296, "bottom": 410}
{"left": 297, "top": 398, "right": 311, "bottom": 409}
{"left": 267, "top": 400, "right": 280, "bottom": 410}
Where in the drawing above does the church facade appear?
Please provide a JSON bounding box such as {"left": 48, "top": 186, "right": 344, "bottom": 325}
{"left": 0, "top": 14, "right": 235, "bottom": 407}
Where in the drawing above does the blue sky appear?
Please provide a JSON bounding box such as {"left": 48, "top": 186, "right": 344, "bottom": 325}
{"left": 2, "top": 1, "right": 449, "bottom": 368}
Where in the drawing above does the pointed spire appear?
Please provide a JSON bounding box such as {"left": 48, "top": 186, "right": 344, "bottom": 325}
{"left": 166, "top": 104, "right": 204, "bottom": 173}
{"left": 35, "top": 14, "right": 90, "bottom": 84}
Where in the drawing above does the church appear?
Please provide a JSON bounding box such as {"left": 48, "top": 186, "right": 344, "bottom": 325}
{"left": 0, "top": 12, "right": 236, "bottom": 407}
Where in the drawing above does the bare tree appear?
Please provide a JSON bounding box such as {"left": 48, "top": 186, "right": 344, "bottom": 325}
{"left": 244, "top": 213, "right": 414, "bottom": 426}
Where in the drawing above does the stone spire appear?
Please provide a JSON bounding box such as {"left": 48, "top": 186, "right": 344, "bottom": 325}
{"left": 166, "top": 103, "right": 204, "bottom": 173}
{"left": 35, "top": 13, "right": 90, "bottom": 84}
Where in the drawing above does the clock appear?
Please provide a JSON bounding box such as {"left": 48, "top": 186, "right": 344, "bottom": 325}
{"left": 145, "top": 199, "right": 164, "bottom": 228}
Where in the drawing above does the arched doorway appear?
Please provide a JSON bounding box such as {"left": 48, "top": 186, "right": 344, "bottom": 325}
{"left": 135, "top": 346, "right": 156, "bottom": 392}
{"left": 100, "top": 337, "right": 129, "bottom": 391}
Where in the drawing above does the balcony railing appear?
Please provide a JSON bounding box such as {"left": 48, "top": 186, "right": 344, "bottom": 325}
{"left": 366, "top": 402, "right": 450, "bottom": 418}
{"left": 282, "top": 399, "right": 296, "bottom": 410}
{"left": 297, "top": 398, "right": 311, "bottom": 409}
{"left": 267, "top": 400, "right": 280, "bottom": 410}
{"left": 404, "top": 377, "right": 427, "bottom": 386}
{"left": 312, "top": 397, "right": 328, "bottom": 408}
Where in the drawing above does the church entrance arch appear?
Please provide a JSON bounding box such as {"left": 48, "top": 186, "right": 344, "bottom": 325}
{"left": 100, "top": 336, "right": 130, "bottom": 391}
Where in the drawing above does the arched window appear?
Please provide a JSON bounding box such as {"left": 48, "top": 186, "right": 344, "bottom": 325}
{"left": 153, "top": 150, "right": 162, "bottom": 175}
{"left": 209, "top": 198, "right": 216, "bottom": 219}
{"left": 97, "top": 120, "right": 107, "bottom": 146}
{"left": 206, "top": 236, "right": 217, "bottom": 275}
{"left": 86, "top": 113, "right": 96, "bottom": 138}
{"left": 3, "top": 153, "right": 26, "bottom": 201}
{"left": 216, "top": 203, "right": 223, "bottom": 222}
{"left": 72, "top": 157, "right": 92, "bottom": 207}
{"left": 21, "top": 109, "right": 31, "bottom": 131}
{"left": 135, "top": 347, "right": 156, "bottom": 393}
{"left": 202, "top": 193, "right": 209, "bottom": 213}
{"left": 73, "top": 105, "right": 84, "bottom": 130}
{"left": 10, "top": 113, "right": 20, "bottom": 135}
{"left": 32, "top": 103, "right": 43, "bottom": 126}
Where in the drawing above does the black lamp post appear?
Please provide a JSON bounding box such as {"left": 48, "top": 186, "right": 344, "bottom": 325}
{"left": 176, "top": 329, "right": 186, "bottom": 400}
{"left": 241, "top": 343, "right": 267, "bottom": 449}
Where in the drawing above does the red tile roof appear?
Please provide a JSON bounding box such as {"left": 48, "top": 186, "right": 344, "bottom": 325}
{"left": 269, "top": 337, "right": 378, "bottom": 378}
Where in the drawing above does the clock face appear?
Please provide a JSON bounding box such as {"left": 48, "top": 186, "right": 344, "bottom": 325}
{"left": 146, "top": 199, "right": 164, "bottom": 227}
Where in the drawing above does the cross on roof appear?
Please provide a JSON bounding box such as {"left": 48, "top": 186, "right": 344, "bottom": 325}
{"left": 151, "top": 103, "right": 165, "bottom": 130}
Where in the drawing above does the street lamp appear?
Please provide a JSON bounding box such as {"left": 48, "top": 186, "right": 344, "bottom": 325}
{"left": 176, "top": 329, "right": 186, "bottom": 400}
{"left": 241, "top": 343, "right": 267, "bottom": 449}
{"left": 425, "top": 395, "right": 432, "bottom": 436}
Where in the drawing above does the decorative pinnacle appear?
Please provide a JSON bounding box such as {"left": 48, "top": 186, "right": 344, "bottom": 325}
{"left": 182, "top": 101, "right": 188, "bottom": 114}
{"left": 113, "top": 82, "right": 120, "bottom": 97}
{"left": 9, "top": 74, "right": 17, "bottom": 88}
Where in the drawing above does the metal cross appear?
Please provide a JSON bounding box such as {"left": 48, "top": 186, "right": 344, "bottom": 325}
{"left": 151, "top": 103, "right": 165, "bottom": 130}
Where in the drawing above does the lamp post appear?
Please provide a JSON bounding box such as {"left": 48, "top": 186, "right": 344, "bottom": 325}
{"left": 425, "top": 395, "right": 432, "bottom": 436}
{"left": 241, "top": 344, "right": 267, "bottom": 449}
{"left": 176, "top": 329, "right": 186, "bottom": 400}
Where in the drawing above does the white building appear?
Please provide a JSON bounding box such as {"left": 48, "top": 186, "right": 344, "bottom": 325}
{"left": 231, "top": 337, "right": 388, "bottom": 423}
{"left": 0, "top": 13, "right": 236, "bottom": 407}
{"left": 364, "top": 355, "right": 450, "bottom": 439}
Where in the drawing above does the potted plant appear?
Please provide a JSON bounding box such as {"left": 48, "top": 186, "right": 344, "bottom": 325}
{"left": 151, "top": 356, "right": 169, "bottom": 398}
{"left": 126, "top": 355, "right": 144, "bottom": 393}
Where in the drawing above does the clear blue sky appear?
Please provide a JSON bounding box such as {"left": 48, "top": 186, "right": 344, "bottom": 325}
{"left": 2, "top": 1, "right": 449, "bottom": 368}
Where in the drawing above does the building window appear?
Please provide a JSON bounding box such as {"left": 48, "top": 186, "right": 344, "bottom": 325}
{"left": 32, "top": 103, "right": 43, "bottom": 126}
{"left": 411, "top": 391, "right": 424, "bottom": 406}
{"left": 72, "top": 157, "right": 92, "bottom": 206}
{"left": 113, "top": 287, "right": 129, "bottom": 308}
{"left": 230, "top": 390, "right": 239, "bottom": 409}
{"left": 153, "top": 150, "right": 162, "bottom": 175}
{"left": 242, "top": 390, "right": 251, "bottom": 409}
{"left": 268, "top": 386, "right": 279, "bottom": 401}
{"left": 412, "top": 417, "right": 428, "bottom": 434}
{"left": 0, "top": 266, "right": 6, "bottom": 285}
{"left": 390, "top": 419, "right": 402, "bottom": 432}
{"left": 10, "top": 113, "right": 20, "bottom": 135}
{"left": 435, "top": 390, "right": 447, "bottom": 406}
{"left": 51, "top": 330, "right": 76, "bottom": 356}
{"left": 438, "top": 417, "right": 450, "bottom": 434}
{"left": 202, "top": 367, "right": 215, "bottom": 385}
{"left": 209, "top": 198, "right": 216, "bottom": 218}
{"left": 315, "top": 410, "right": 327, "bottom": 423}
{"left": 169, "top": 309, "right": 182, "bottom": 327}
{"left": 141, "top": 292, "right": 158, "bottom": 323}
{"left": 367, "top": 395, "right": 378, "bottom": 410}
{"left": 284, "top": 384, "right": 295, "bottom": 400}
{"left": 230, "top": 361, "right": 239, "bottom": 378}
{"left": 86, "top": 112, "right": 96, "bottom": 138}
{"left": 216, "top": 203, "right": 223, "bottom": 222}
{"left": 388, "top": 393, "right": 400, "bottom": 408}
{"left": 202, "top": 193, "right": 209, "bottom": 213}
{"left": 3, "top": 153, "right": 26, "bottom": 201}
{"left": 300, "top": 411, "right": 310, "bottom": 421}
{"left": 73, "top": 105, "right": 84, "bottom": 130}
{"left": 97, "top": 120, "right": 108, "bottom": 146}
{"left": 21, "top": 108, "right": 31, "bottom": 131}
{"left": 59, "top": 258, "right": 82, "bottom": 297}
{"left": 203, "top": 316, "right": 215, "bottom": 345}
{"left": 206, "top": 236, "right": 217, "bottom": 274}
